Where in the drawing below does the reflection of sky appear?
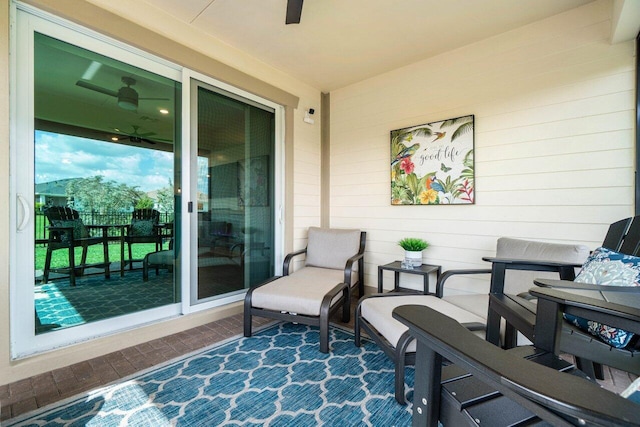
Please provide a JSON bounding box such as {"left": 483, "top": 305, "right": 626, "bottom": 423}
{"left": 35, "top": 131, "right": 174, "bottom": 192}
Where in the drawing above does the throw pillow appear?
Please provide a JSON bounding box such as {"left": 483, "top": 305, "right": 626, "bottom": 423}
{"left": 51, "top": 219, "right": 89, "bottom": 244}
{"left": 131, "top": 219, "right": 155, "bottom": 237}
{"left": 564, "top": 247, "right": 640, "bottom": 349}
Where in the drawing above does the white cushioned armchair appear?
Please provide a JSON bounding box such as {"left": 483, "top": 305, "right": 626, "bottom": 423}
{"left": 355, "top": 237, "right": 589, "bottom": 404}
{"left": 244, "top": 227, "right": 366, "bottom": 353}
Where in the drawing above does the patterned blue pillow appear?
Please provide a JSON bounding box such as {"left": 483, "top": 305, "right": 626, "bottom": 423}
{"left": 564, "top": 247, "right": 640, "bottom": 349}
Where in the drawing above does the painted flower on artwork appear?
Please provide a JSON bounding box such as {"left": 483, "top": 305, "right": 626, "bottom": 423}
{"left": 419, "top": 189, "right": 438, "bottom": 204}
{"left": 400, "top": 157, "right": 414, "bottom": 174}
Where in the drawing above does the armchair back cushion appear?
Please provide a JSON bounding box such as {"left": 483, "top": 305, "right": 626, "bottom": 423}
{"left": 496, "top": 237, "right": 590, "bottom": 295}
{"left": 305, "top": 227, "right": 361, "bottom": 270}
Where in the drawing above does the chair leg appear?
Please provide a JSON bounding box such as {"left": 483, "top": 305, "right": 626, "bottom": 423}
{"left": 42, "top": 246, "right": 54, "bottom": 285}
{"left": 319, "top": 319, "right": 329, "bottom": 353}
{"left": 120, "top": 236, "right": 125, "bottom": 277}
{"left": 342, "top": 287, "right": 351, "bottom": 323}
{"left": 102, "top": 239, "right": 110, "bottom": 280}
{"left": 504, "top": 322, "right": 518, "bottom": 349}
{"left": 79, "top": 245, "right": 88, "bottom": 277}
{"left": 244, "top": 292, "right": 253, "bottom": 338}
{"left": 395, "top": 331, "right": 413, "bottom": 405}
{"left": 575, "top": 357, "right": 602, "bottom": 380}
{"left": 128, "top": 244, "right": 134, "bottom": 270}
{"left": 69, "top": 245, "right": 77, "bottom": 287}
{"left": 354, "top": 302, "right": 362, "bottom": 347}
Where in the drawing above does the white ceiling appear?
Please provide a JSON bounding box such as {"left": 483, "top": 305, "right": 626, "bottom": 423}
{"left": 141, "top": 0, "right": 607, "bottom": 91}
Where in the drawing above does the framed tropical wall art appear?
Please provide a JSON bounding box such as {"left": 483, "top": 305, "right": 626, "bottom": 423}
{"left": 390, "top": 114, "right": 475, "bottom": 205}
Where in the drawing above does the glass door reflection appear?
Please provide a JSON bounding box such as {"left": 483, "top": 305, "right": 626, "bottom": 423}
{"left": 194, "top": 83, "right": 275, "bottom": 302}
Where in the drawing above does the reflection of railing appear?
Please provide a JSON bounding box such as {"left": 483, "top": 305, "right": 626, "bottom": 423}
{"left": 35, "top": 211, "right": 174, "bottom": 245}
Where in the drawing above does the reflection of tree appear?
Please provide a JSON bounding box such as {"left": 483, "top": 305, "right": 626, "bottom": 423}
{"left": 156, "top": 180, "right": 174, "bottom": 213}
{"left": 66, "top": 176, "right": 142, "bottom": 213}
{"left": 135, "top": 195, "right": 155, "bottom": 209}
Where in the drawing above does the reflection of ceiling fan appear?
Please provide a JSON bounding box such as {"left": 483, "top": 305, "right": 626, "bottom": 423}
{"left": 76, "top": 76, "right": 168, "bottom": 111}
{"left": 286, "top": 0, "right": 304, "bottom": 24}
{"left": 114, "top": 125, "right": 156, "bottom": 145}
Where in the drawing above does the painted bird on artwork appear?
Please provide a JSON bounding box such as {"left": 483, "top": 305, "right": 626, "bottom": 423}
{"left": 426, "top": 175, "right": 445, "bottom": 193}
{"left": 391, "top": 143, "right": 420, "bottom": 167}
{"left": 431, "top": 132, "right": 446, "bottom": 142}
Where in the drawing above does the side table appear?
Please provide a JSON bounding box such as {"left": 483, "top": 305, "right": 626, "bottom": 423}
{"left": 378, "top": 261, "right": 442, "bottom": 294}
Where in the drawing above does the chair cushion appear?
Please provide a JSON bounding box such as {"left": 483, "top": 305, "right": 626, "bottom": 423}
{"left": 51, "top": 218, "right": 90, "bottom": 243}
{"left": 131, "top": 219, "right": 156, "bottom": 236}
{"left": 305, "top": 227, "right": 361, "bottom": 270}
{"left": 496, "top": 237, "right": 590, "bottom": 295}
{"left": 360, "top": 295, "right": 486, "bottom": 353}
{"left": 442, "top": 294, "right": 489, "bottom": 320}
{"left": 250, "top": 267, "right": 346, "bottom": 316}
{"left": 564, "top": 247, "right": 640, "bottom": 349}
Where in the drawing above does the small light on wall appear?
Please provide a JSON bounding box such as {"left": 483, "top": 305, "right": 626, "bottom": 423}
{"left": 304, "top": 108, "right": 315, "bottom": 124}
{"left": 159, "top": 108, "right": 169, "bottom": 115}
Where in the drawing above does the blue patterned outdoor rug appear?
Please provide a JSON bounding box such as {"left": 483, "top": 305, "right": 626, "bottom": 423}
{"left": 9, "top": 323, "right": 414, "bottom": 426}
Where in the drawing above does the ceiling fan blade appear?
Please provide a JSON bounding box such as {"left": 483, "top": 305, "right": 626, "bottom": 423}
{"left": 286, "top": 0, "right": 304, "bottom": 24}
{"left": 76, "top": 80, "right": 118, "bottom": 97}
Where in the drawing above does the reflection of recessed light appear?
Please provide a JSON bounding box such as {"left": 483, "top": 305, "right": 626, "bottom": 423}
{"left": 159, "top": 109, "right": 169, "bottom": 115}
{"left": 111, "top": 137, "right": 119, "bottom": 141}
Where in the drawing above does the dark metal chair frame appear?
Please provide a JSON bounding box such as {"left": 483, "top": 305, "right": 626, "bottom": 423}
{"left": 244, "top": 231, "right": 366, "bottom": 353}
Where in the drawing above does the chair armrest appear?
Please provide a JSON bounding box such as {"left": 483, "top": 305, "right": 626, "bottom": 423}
{"left": 534, "top": 278, "right": 640, "bottom": 293}
{"left": 435, "top": 268, "right": 491, "bottom": 297}
{"left": 482, "top": 257, "right": 583, "bottom": 270}
{"left": 393, "top": 304, "right": 640, "bottom": 426}
{"left": 482, "top": 257, "right": 579, "bottom": 295}
{"left": 343, "top": 252, "right": 364, "bottom": 285}
{"left": 283, "top": 248, "right": 307, "bottom": 275}
{"left": 529, "top": 287, "right": 640, "bottom": 334}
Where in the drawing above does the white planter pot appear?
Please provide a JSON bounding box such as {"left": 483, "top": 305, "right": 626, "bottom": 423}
{"left": 404, "top": 250, "right": 423, "bottom": 267}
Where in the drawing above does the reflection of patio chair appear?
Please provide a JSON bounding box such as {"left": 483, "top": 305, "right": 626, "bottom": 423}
{"left": 122, "top": 209, "right": 162, "bottom": 272}
{"left": 42, "top": 206, "right": 110, "bottom": 287}
{"left": 210, "top": 221, "right": 234, "bottom": 256}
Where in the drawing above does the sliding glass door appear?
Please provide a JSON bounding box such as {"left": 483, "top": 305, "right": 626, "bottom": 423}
{"left": 12, "top": 9, "right": 183, "bottom": 356}
{"left": 11, "top": 6, "right": 283, "bottom": 357}
{"left": 31, "top": 32, "right": 182, "bottom": 333}
{"left": 191, "top": 82, "right": 276, "bottom": 303}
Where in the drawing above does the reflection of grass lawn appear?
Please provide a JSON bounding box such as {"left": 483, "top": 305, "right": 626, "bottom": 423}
{"left": 35, "top": 243, "right": 158, "bottom": 270}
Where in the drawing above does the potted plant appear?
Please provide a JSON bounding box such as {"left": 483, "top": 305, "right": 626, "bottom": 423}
{"left": 398, "top": 237, "right": 429, "bottom": 267}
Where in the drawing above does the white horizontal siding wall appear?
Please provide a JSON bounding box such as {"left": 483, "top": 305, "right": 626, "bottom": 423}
{"left": 329, "top": 0, "right": 635, "bottom": 294}
{"left": 292, "top": 103, "right": 322, "bottom": 270}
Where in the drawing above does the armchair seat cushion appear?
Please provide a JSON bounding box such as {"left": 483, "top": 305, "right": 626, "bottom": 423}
{"left": 250, "top": 267, "right": 345, "bottom": 316}
{"left": 360, "top": 295, "right": 485, "bottom": 353}
{"left": 442, "top": 294, "right": 489, "bottom": 320}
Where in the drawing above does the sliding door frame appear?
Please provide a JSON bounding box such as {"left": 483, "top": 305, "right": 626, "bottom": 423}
{"left": 181, "top": 70, "right": 285, "bottom": 314}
